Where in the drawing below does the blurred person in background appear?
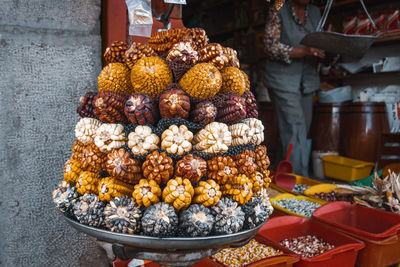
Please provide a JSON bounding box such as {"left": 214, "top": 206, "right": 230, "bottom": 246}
{"left": 264, "top": 0, "right": 325, "bottom": 176}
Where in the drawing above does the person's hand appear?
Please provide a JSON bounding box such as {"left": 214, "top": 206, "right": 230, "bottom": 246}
{"left": 304, "top": 47, "right": 325, "bottom": 58}
{"left": 290, "top": 47, "right": 325, "bottom": 59}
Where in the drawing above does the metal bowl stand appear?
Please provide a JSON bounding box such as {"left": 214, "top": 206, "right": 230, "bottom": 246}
{"left": 111, "top": 244, "right": 222, "bottom": 266}
{"left": 64, "top": 215, "right": 266, "bottom": 266}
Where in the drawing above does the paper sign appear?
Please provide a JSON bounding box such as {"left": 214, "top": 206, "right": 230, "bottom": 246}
{"left": 164, "top": 0, "right": 186, "bottom": 4}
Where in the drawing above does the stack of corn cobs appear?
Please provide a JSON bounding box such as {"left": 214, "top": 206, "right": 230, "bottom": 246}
{"left": 52, "top": 28, "right": 274, "bottom": 238}
{"left": 335, "top": 171, "right": 400, "bottom": 214}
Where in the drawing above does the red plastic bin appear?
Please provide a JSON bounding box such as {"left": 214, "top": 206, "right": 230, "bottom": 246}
{"left": 196, "top": 235, "right": 299, "bottom": 267}
{"left": 258, "top": 216, "right": 365, "bottom": 267}
{"left": 312, "top": 201, "right": 400, "bottom": 240}
{"left": 270, "top": 209, "right": 286, "bottom": 218}
{"left": 111, "top": 258, "right": 159, "bottom": 267}
{"left": 312, "top": 201, "right": 400, "bottom": 267}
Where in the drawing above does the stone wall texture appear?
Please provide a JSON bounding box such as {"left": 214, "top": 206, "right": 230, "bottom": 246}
{"left": 0, "top": 1, "right": 108, "bottom": 266}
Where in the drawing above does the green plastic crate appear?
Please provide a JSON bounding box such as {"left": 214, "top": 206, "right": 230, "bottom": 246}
{"left": 349, "top": 170, "right": 382, "bottom": 188}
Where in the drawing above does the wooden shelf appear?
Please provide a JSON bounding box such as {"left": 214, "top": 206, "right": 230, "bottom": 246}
{"left": 253, "top": 21, "right": 265, "bottom": 27}
{"left": 373, "top": 34, "right": 400, "bottom": 45}
{"left": 331, "top": 0, "right": 359, "bottom": 8}
{"left": 183, "top": 0, "right": 232, "bottom": 18}
{"left": 208, "top": 26, "right": 237, "bottom": 37}
{"left": 208, "top": 21, "right": 265, "bottom": 37}
{"left": 200, "top": 0, "right": 232, "bottom": 12}
{"left": 319, "top": 0, "right": 399, "bottom": 10}
{"left": 318, "top": 0, "right": 359, "bottom": 9}
{"left": 321, "top": 71, "right": 400, "bottom": 82}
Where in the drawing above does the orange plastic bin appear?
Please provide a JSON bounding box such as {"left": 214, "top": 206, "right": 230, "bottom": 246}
{"left": 196, "top": 235, "right": 299, "bottom": 267}
{"left": 258, "top": 216, "right": 365, "bottom": 267}
{"left": 313, "top": 201, "right": 400, "bottom": 267}
{"left": 199, "top": 255, "right": 298, "bottom": 267}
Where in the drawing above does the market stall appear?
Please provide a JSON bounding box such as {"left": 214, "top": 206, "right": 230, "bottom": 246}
{"left": 52, "top": 0, "right": 400, "bottom": 266}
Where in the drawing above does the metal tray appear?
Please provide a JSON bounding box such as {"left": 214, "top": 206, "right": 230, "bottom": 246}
{"left": 63, "top": 215, "right": 268, "bottom": 266}
{"left": 301, "top": 32, "right": 376, "bottom": 60}
{"left": 301, "top": 0, "right": 377, "bottom": 60}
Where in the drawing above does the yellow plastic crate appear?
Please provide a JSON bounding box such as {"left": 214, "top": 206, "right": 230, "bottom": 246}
{"left": 292, "top": 174, "right": 322, "bottom": 186}
{"left": 270, "top": 193, "right": 327, "bottom": 218}
{"left": 322, "top": 155, "right": 375, "bottom": 182}
{"left": 270, "top": 173, "right": 322, "bottom": 195}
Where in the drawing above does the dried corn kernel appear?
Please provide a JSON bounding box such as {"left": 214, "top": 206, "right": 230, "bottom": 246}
{"left": 211, "top": 239, "right": 283, "bottom": 266}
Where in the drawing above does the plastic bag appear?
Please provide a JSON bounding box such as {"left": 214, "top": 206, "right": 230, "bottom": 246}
{"left": 126, "top": 0, "right": 153, "bottom": 37}
{"left": 369, "top": 85, "right": 400, "bottom": 133}
{"left": 387, "top": 102, "right": 400, "bottom": 133}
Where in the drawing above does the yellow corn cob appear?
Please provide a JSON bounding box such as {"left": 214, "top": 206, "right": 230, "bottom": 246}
{"left": 162, "top": 177, "right": 194, "bottom": 211}
{"left": 63, "top": 157, "right": 83, "bottom": 184}
{"left": 132, "top": 179, "right": 162, "bottom": 207}
{"left": 222, "top": 174, "right": 253, "bottom": 204}
{"left": 98, "top": 177, "right": 134, "bottom": 202}
{"left": 193, "top": 180, "right": 222, "bottom": 207}
{"left": 250, "top": 170, "right": 271, "bottom": 192}
{"left": 76, "top": 171, "right": 100, "bottom": 195}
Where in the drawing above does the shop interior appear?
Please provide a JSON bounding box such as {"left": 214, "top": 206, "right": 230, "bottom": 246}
{"left": 183, "top": 0, "right": 400, "bottom": 176}
{"left": 48, "top": 0, "right": 400, "bottom": 266}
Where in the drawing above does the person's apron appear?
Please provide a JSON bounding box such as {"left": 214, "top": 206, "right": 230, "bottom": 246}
{"left": 264, "top": 2, "right": 321, "bottom": 94}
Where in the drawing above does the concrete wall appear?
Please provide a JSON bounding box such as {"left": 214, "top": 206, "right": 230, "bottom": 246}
{"left": 0, "top": 1, "right": 108, "bottom": 266}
